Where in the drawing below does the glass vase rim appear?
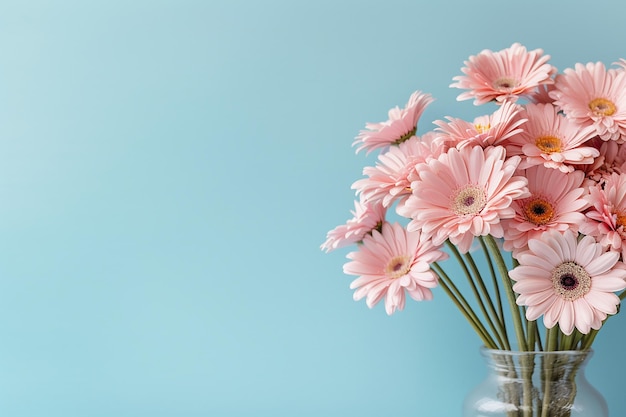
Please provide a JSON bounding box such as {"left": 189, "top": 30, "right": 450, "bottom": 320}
{"left": 479, "top": 345, "right": 594, "bottom": 357}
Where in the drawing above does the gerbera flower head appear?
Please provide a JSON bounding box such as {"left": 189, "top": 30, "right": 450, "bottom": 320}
{"left": 506, "top": 103, "right": 599, "bottom": 173}
{"left": 397, "top": 145, "right": 529, "bottom": 253}
{"left": 527, "top": 83, "right": 557, "bottom": 105}
{"left": 550, "top": 62, "right": 626, "bottom": 142}
{"left": 451, "top": 43, "right": 556, "bottom": 105}
{"left": 343, "top": 222, "right": 448, "bottom": 315}
{"left": 351, "top": 135, "right": 443, "bottom": 208}
{"left": 580, "top": 138, "right": 626, "bottom": 187}
{"left": 580, "top": 172, "right": 626, "bottom": 259}
{"left": 434, "top": 100, "right": 526, "bottom": 149}
{"left": 353, "top": 91, "right": 434, "bottom": 155}
{"left": 502, "top": 165, "right": 588, "bottom": 255}
{"left": 321, "top": 199, "right": 386, "bottom": 253}
{"left": 510, "top": 229, "right": 626, "bottom": 335}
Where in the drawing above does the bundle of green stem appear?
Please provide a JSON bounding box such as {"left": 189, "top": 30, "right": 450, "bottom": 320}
{"left": 431, "top": 235, "right": 625, "bottom": 353}
{"left": 435, "top": 235, "right": 621, "bottom": 416}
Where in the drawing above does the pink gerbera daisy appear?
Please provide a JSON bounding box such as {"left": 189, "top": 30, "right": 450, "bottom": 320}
{"left": 506, "top": 103, "right": 599, "bottom": 173}
{"left": 353, "top": 91, "right": 434, "bottom": 154}
{"left": 510, "top": 229, "right": 626, "bottom": 335}
{"left": 580, "top": 172, "right": 626, "bottom": 260}
{"left": 321, "top": 199, "right": 386, "bottom": 253}
{"left": 351, "top": 134, "right": 444, "bottom": 208}
{"left": 450, "top": 43, "right": 556, "bottom": 105}
{"left": 433, "top": 100, "right": 526, "bottom": 149}
{"left": 502, "top": 165, "right": 588, "bottom": 255}
{"left": 397, "top": 145, "right": 529, "bottom": 253}
{"left": 527, "top": 83, "right": 557, "bottom": 105}
{"left": 580, "top": 138, "right": 626, "bottom": 187}
{"left": 343, "top": 222, "right": 447, "bottom": 315}
{"left": 550, "top": 62, "right": 626, "bottom": 142}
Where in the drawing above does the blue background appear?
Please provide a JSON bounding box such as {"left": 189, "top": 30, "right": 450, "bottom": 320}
{"left": 1, "top": 0, "right": 625, "bottom": 416}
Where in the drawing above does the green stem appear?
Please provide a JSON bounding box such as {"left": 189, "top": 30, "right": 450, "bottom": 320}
{"left": 484, "top": 235, "right": 528, "bottom": 351}
{"left": 526, "top": 320, "right": 537, "bottom": 352}
{"left": 540, "top": 327, "right": 559, "bottom": 417}
{"left": 478, "top": 236, "right": 510, "bottom": 347}
{"left": 431, "top": 263, "right": 498, "bottom": 349}
{"left": 445, "top": 241, "right": 507, "bottom": 350}
{"left": 581, "top": 329, "right": 599, "bottom": 351}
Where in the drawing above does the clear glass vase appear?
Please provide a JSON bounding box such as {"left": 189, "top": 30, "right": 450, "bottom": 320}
{"left": 462, "top": 347, "right": 608, "bottom": 417}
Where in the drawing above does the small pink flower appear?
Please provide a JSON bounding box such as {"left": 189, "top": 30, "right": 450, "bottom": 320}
{"left": 397, "top": 145, "right": 529, "bottom": 253}
{"left": 434, "top": 100, "right": 526, "bottom": 149}
{"left": 451, "top": 43, "right": 556, "bottom": 105}
{"left": 550, "top": 62, "right": 626, "bottom": 142}
{"left": 527, "top": 83, "right": 557, "bottom": 105}
{"left": 506, "top": 103, "right": 599, "bottom": 173}
{"left": 502, "top": 165, "right": 588, "bottom": 256}
{"left": 510, "top": 229, "right": 626, "bottom": 335}
{"left": 580, "top": 138, "right": 626, "bottom": 187}
{"left": 353, "top": 91, "right": 434, "bottom": 154}
{"left": 321, "top": 199, "right": 386, "bottom": 253}
{"left": 581, "top": 172, "right": 626, "bottom": 259}
{"left": 351, "top": 134, "right": 444, "bottom": 208}
{"left": 343, "top": 222, "right": 447, "bottom": 315}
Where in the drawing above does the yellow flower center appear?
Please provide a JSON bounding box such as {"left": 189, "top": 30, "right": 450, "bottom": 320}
{"left": 615, "top": 212, "right": 626, "bottom": 229}
{"left": 493, "top": 77, "right": 518, "bottom": 92}
{"left": 589, "top": 98, "right": 616, "bottom": 116}
{"left": 551, "top": 261, "right": 591, "bottom": 301}
{"left": 452, "top": 185, "right": 487, "bottom": 216}
{"left": 535, "top": 135, "right": 562, "bottom": 153}
{"left": 385, "top": 256, "right": 410, "bottom": 279}
{"left": 474, "top": 123, "right": 491, "bottom": 134}
{"left": 522, "top": 197, "right": 555, "bottom": 225}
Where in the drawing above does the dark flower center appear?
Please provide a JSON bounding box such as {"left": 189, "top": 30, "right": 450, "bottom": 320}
{"left": 560, "top": 274, "right": 578, "bottom": 290}
{"left": 522, "top": 197, "right": 555, "bottom": 225}
{"left": 551, "top": 261, "right": 591, "bottom": 301}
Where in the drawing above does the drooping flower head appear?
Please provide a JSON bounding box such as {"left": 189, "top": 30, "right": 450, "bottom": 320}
{"left": 580, "top": 172, "right": 626, "bottom": 260}
{"left": 397, "top": 145, "right": 529, "bottom": 253}
{"left": 321, "top": 199, "right": 386, "bottom": 253}
{"left": 351, "top": 134, "right": 444, "bottom": 209}
{"left": 580, "top": 138, "right": 626, "bottom": 187}
{"left": 433, "top": 100, "right": 527, "bottom": 149}
{"left": 527, "top": 83, "right": 557, "bottom": 105}
{"left": 451, "top": 43, "right": 556, "bottom": 105}
{"left": 506, "top": 103, "right": 599, "bottom": 173}
{"left": 510, "top": 229, "right": 626, "bottom": 335}
{"left": 343, "top": 222, "right": 448, "bottom": 315}
{"left": 502, "top": 165, "right": 588, "bottom": 255}
{"left": 550, "top": 62, "right": 626, "bottom": 142}
{"left": 353, "top": 91, "right": 434, "bottom": 154}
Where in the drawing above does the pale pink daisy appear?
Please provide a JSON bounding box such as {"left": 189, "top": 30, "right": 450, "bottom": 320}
{"left": 353, "top": 91, "right": 434, "bottom": 154}
{"left": 450, "top": 43, "right": 556, "bottom": 105}
{"left": 550, "top": 62, "right": 626, "bottom": 142}
{"left": 343, "top": 222, "right": 447, "bottom": 315}
{"left": 321, "top": 199, "right": 386, "bottom": 253}
{"left": 580, "top": 172, "right": 626, "bottom": 259}
{"left": 351, "top": 134, "right": 444, "bottom": 208}
{"left": 433, "top": 100, "right": 526, "bottom": 149}
{"left": 502, "top": 165, "right": 588, "bottom": 255}
{"left": 510, "top": 229, "right": 626, "bottom": 335}
{"left": 397, "top": 145, "right": 529, "bottom": 253}
{"left": 506, "top": 103, "right": 599, "bottom": 173}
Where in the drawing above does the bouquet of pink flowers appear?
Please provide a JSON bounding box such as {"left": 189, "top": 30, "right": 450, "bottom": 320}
{"left": 322, "top": 43, "right": 626, "bottom": 353}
